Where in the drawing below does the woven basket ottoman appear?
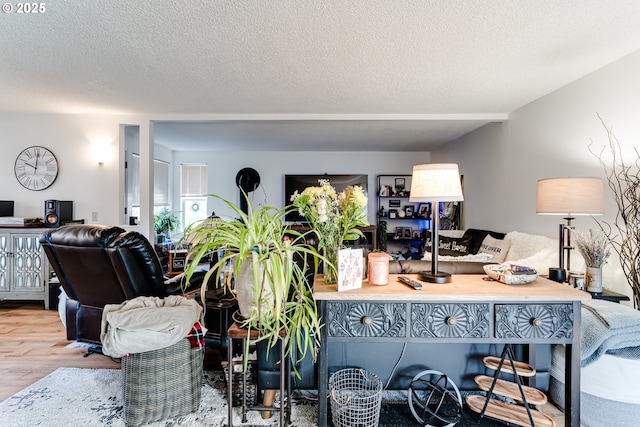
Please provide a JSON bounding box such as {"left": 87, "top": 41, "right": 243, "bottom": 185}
{"left": 121, "top": 338, "right": 205, "bottom": 426}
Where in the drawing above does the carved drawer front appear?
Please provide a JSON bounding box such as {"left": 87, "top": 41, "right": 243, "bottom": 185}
{"left": 326, "top": 302, "right": 407, "bottom": 338}
{"left": 411, "top": 303, "right": 490, "bottom": 338}
{"left": 495, "top": 304, "right": 573, "bottom": 339}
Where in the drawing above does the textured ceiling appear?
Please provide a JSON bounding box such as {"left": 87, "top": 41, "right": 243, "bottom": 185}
{"left": 2, "top": 0, "right": 640, "bottom": 151}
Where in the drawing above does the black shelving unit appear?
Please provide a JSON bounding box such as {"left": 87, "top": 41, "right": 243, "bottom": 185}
{"left": 376, "top": 174, "right": 430, "bottom": 254}
{"left": 376, "top": 174, "right": 463, "bottom": 255}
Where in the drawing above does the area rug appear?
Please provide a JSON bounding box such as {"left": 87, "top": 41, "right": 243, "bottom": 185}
{"left": 0, "top": 368, "right": 511, "bottom": 426}
{"left": 0, "top": 368, "right": 316, "bottom": 427}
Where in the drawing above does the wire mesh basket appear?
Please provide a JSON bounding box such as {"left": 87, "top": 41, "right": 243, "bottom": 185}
{"left": 329, "top": 368, "right": 382, "bottom": 427}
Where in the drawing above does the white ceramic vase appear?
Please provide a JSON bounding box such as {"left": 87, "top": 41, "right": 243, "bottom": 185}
{"left": 586, "top": 267, "right": 603, "bottom": 293}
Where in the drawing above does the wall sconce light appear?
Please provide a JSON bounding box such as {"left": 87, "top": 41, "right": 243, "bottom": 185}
{"left": 91, "top": 139, "right": 111, "bottom": 165}
{"left": 536, "top": 177, "right": 604, "bottom": 282}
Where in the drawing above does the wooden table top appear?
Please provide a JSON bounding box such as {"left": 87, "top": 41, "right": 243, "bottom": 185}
{"left": 313, "top": 274, "right": 592, "bottom": 302}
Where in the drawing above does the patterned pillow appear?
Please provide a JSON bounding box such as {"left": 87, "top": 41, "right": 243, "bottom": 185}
{"left": 478, "top": 235, "right": 511, "bottom": 263}
{"left": 424, "top": 235, "right": 472, "bottom": 257}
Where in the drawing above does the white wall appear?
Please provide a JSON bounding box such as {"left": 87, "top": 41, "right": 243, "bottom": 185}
{"left": 432, "top": 49, "right": 640, "bottom": 298}
{"left": 0, "top": 112, "right": 429, "bottom": 230}
{"left": 0, "top": 113, "right": 127, "bottom": 224}
{"left": 171, "top": 150, "right": 430, "bottom": 224}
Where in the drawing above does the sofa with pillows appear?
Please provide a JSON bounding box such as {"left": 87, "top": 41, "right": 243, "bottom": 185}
{"left": 388, "top": 227, "right": 577, "bottom": 277}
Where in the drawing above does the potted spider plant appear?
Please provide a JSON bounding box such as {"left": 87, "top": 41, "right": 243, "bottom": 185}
{"left": 184, "top": 194, "right": 324, "bottom": 370}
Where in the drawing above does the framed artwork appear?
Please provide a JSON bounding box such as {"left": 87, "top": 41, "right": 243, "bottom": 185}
{"left": 412, "top": 230, "right": 421, "bottom": 240}
{"left": 389, "top": 199, "right": 401, "bottom": 208}
{"left": 418, "top": 203, "right": 430, "bottom": 218}
{"left": 404, "top": 227, "right": 412, "bottom": 239}
{"left": 395, "top": 178, "right": 405, "bottom": 191}
{"left": 389, "top": 209, "right": 398, "bottom": 219}
{"left": 404, "top": 205, "right": 414, "bottom": 217}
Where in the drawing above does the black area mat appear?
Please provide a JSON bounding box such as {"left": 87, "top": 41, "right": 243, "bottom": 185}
{"left": 377, "top": 402, "right": 508, "bottom": 426}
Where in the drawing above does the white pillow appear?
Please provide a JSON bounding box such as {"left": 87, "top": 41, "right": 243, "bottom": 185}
{"left": 478, "top": 235, "right": 511, "bottom": 263}
{"left": 504, "top": 231, "right": 556, "bottom": 261}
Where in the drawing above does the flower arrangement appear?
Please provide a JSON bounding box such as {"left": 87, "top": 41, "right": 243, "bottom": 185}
{"left": 291, "top": 181, "right": 369, "bottom": 283}
{"left": 574, "top": 229, "right": 611, "bottom": 268}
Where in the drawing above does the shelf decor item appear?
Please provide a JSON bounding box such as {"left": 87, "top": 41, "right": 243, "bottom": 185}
{"left": 574, "top": 229, "right": 611, "bottom": 293}
{"left": 292, "top": 182, "right": 369, "bottom": 284}
{"left": 409, "top": 164, "right": 464, "bottom": 283}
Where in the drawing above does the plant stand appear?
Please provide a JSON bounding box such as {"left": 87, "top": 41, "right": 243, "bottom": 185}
{"left": 466, "top": 344, "right": 555, "bottom": 427}
{"left": 226, "top": 322, "right": 292, "bottom": 427}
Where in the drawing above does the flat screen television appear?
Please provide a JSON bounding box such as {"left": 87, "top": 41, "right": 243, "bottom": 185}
{"left": 284, "top": 174, "right": 368, "bottom": 223}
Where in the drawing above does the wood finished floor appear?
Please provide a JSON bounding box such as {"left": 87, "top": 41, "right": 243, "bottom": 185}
{"left": 0, "top": 301, "right": 571, "bottom": 426}
{"left": 0, "top": 301, "right": 120, "bottom": 402}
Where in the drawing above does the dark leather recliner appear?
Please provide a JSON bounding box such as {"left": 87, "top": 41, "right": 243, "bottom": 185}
{"left": 39, "top": 224, "right": 196, "bottom": 345}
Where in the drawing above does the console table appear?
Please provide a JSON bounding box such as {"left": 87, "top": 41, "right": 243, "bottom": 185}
{"left": 313, "top": 274, "right": 591, "bottom": 427}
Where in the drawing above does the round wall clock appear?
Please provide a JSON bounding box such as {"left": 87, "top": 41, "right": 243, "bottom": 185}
{"left": 14, "top": 146, "right": 59, "bottom": 191}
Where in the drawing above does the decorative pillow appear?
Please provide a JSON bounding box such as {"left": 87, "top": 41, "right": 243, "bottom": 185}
{"left": 478, "top": 235, "right": 511, "bottom": 263}
{"left": 462, "top": 228, "right": 507, "bottom": 254}
{"left": 422, "top": 252, "right": 494, "bottom": 262}
{"left": 424, "top": 235, "right": 472, "bottom": 257}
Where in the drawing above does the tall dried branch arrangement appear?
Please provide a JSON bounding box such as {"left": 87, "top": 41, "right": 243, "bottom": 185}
{"left": 589, "top": 116, "right": 640, "bottom": 309}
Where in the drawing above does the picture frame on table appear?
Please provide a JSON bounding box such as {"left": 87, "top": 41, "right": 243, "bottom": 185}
{"left": 404, "top": 205, "right": 414, "bottom": 218}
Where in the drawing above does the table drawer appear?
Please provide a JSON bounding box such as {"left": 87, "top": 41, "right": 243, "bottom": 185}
{"left": 495, "top": 304, "right": 573, "bottom": 339}
{"left": 326, "top": 302, "right": 407, "bottom": 337}
{"left": 411, "top": 303, "right": 490, "bottom": 338}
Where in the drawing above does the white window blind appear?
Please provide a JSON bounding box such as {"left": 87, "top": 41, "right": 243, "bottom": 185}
{"left": 181, "top": 164, "right": 208, "bottom": 228}
{"left": 154, "top": 159, "right": 170, "bottom": 206}
{"left": 181, "top": 164, "right": 208, "bottom": 196}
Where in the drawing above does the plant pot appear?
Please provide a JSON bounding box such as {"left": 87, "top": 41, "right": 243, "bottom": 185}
{"left": 235, "top": 258, "right": 259, "bottom": 319}
{"left": 234, "top": 257, "right": 278, "bottom": 320}
{"left": 586, "top": 267, "right": 603, "bottom": 293}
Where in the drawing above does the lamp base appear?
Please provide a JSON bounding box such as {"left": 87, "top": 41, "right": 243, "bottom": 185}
{"left": 417, "top": 271, "right": 452, "bottom": 284}
{"left": 548, "top": 268, "right": 567, "bottom": 283}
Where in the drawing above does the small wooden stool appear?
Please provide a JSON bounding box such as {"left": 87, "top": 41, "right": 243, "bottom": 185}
{"left": 226, "top": 322, "right": 291, "bottom": 426}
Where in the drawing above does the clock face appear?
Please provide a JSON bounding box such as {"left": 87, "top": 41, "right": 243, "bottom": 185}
{"left": 14, "top": 146, "right": 59, "bottom": 191}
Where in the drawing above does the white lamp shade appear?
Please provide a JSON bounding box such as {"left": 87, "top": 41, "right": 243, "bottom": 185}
{"left": 409, "top": 163, "right": 464, "bottom": 202}
{"left": 536, "top": 177, "right": 604, "bottom": 215}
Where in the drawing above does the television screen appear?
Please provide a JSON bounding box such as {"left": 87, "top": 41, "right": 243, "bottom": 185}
{"left": 284, "top": 174, "right": 368, "bottom": 223}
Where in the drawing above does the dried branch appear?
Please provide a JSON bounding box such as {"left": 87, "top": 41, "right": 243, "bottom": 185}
{"left": 589, "top": 114, "right": 640, "bottom": 309}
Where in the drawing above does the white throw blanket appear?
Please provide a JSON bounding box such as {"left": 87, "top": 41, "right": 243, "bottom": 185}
{"left": 100, "top": 295, "right": 204, "bottom": 358}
